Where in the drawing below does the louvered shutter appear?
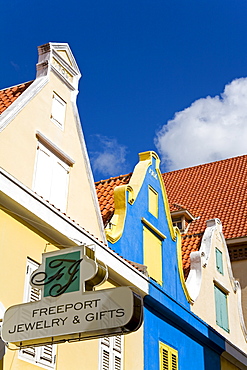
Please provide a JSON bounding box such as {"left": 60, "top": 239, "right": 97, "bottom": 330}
{"left": 215, "top": 248, "right": 224, "bottom": 275}
{"left": 159, "top": 342, "right": 178, "bottom": 370}
{"left": 113, "top": 336, "right": 122, "bottom": 370}
{"left": 19, "top": 259, "right": 40, "bottom": 362}
{"left": 161, "top": 347, "right": 169, "bottom": 370}
{"left": 19, "top": 259, "right": 56, "bottom": 368}
{"left": 171, "top": 352, "right": 178, "bottom": 370}
{"left": 102, "top": 348, "right": 110, "bottom": 370}
{"left": 99, "top": 336, "right": 123, "bottom": 370}
{"left": 39, "top": 344, "right": 56, "bottom": 367}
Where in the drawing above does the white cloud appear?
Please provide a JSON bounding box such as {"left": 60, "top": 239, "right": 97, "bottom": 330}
{"left": 90, "top": 135, "right": 128, "bottom": 178}
{"left": 155, "top": 78, "right": 247, "bottom": 171}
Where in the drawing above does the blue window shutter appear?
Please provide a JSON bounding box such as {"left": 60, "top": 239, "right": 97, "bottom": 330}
{"left": 214, "top": 285, "right": 229, "bottom": 332}
{"left": 215, "top": 248, "right": 224, "bottom": 275}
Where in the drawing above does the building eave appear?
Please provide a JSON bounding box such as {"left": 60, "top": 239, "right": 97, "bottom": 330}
{"left": 0, "top": 168, "right": 149, "bottom": 295}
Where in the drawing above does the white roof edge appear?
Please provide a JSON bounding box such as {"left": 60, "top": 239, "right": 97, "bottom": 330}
{"left": 0, "top": 76, "right": 48, "bottom": 132}
{"left": 0, "top": 168, "right": 149, "bottom": 294}
{"left": 224, "top": 339, "right": 247, "bottom": 367}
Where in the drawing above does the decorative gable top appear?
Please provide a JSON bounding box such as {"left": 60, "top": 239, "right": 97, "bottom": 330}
{"left": 0, "top": 42, "right": 81, "bottom": 118}
{"left": 95, "top": 153, "right": 247, "bottom": 277}
{"left": 37, "top": 42, "right": 81, "bottom": 92}
{"left": 0, "top": 81, "right": 33, "bottom": 114}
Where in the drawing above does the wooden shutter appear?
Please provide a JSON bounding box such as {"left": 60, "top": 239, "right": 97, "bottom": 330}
{"left": 215, "top": 248, "right": 224, "bottom": 275}
{"left": 33, "top": 143, "right": 69, "bottom": 212}
{"left": 148, "top": 186, "right": 158, "bottom": 218}
{"left": 143, "top": 226, "right": 162, "bottom": 285}
{"left": 33, "top": 145, "right": 53, "bottom": 201}
{"left": 99, "top": 336, "right": 123, "bottom": 370}
{"left": 214, "top": 285, "right": 229, "bottom": 332}
{"left": 51, "top": 93, "right": 66, "bottom": 127}
{"left": 49, "top": 158, "right": 69, "bottom": 212}
{"left": 171, "top": 352, "right": 178, "bottom": 370}
{"left": 19, "top": 259, "right": 56, "bottom": 368}
{"left": 161, "top": 347, "right": 169, "bottom": 370}
{"left": 39, "top": 344, "right": 56, "bottom": 367}
{"left": 102, "top": 348, "right": 110, "bottom": 370}
{"left": 159, "top": 342, "right": 178, "bottom": 370}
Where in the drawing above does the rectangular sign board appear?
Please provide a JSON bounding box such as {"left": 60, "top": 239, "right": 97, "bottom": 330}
{"left": 2, "top": 287, "right": 142, "bottom": 347}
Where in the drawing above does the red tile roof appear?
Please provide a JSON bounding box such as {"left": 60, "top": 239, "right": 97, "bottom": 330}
{"left": 95, "top": 174, "right": 132, "bottom": 226}
{"left": 0, "top": 81, "right": 33, "bottom": 114}
{"left": 95, "top": 154, "right": 247, "bottom": 276}
{"left": 162, "top": 155, "right": 247, "bottom": 240}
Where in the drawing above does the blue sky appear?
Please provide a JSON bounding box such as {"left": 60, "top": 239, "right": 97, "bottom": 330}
{"left": 1, "top": 1, "right": 247, "bottom": 181}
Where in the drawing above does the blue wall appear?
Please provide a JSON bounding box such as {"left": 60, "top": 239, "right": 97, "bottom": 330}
{"left": 144, "top": 293, "right": 223, "bottom": 370}
{"left": 107, "top": 153, "right": 226, "bottom": 369}
{"left": 109, "top": 154, "right": 189, "bottom": 307}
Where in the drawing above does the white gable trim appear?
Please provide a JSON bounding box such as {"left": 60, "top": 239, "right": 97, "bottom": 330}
{"left": 0, "top": 76, "right": 48, "bottom": 132}
{"left": 0, "top": 168, "right": 149, "bottom": 295}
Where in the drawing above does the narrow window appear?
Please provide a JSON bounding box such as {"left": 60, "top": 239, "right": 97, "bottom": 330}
{"left": 148, "top": 186, "right": 158, "bottom": 218}
{"left": 159, "top": 341, "right": 178, "bottom": 370}
{"left": 214, "top": 285, "right": 229, "bottom": 332}
{"left": 99, "top": 336, "right": 123, "bottom": 370}
{"left": 33, "top": 142, "right": 70, "bottom": 212}
{"left": 19, "top": 259, "right": 56, "bottom": 368}
{"left": 51, "top": 92, "right": 66, "bottom": 128}
{"left": 143, "top": 226, "right": 162, "bottom": 285}
{"left": 215, "top": 248, "right": 224, "bottom": 275}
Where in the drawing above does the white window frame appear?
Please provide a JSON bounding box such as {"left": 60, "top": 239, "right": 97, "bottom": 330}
{"left": 19, "top": 258, "right": 56, "bottom": 369}
{"left": 99, "top": 335, "right": 123, "bottom": 370}
{"left": 50, "top": 92, "right": 66, "bottom": 129}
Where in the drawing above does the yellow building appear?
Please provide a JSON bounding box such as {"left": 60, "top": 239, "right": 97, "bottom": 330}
{"left": 0, "top": 43, "right": 147, "bottom": 370}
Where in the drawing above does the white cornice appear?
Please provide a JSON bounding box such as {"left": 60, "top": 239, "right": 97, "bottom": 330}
{"left": 36, "top": 131, "right": 75, "bottom": 166}
{"left": 0, "top": 168, "right": 149, "bottom": 295}
{"left": 37, "top": 43, "right": 81, "bottom": 92}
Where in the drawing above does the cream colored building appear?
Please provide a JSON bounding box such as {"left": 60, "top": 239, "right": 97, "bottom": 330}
{"left": 187, "top": 218, "right": 247, "bottom": 367}
{"left": 0, "top": 43, "right": 147, "bottom": 370}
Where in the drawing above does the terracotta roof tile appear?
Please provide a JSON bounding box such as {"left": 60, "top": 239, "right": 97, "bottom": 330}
{"left": 95, "top": 154, "right": 247, "bottom": 278}
{"left": 162, "top": 155, "right": 247, "bottom": 240}
{"left": 95, "top": 174, "right": 132, "bottom": 226}
{"left": 0, "top": 81, "right": 33, "bottom": 114}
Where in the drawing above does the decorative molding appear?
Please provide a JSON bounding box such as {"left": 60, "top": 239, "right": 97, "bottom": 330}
{"left": 213, "top": 278, "right": 230, "bottom": 294}
{"left": 36, "top": 131, "right": 75, "bottom": 166}
{"left": 141, "top": 218, "right": 166, "bottom": 240}
{"left": 175, "top": 227, "right": 194, "bottom": 303}
{"left": 105, "top": 151, "right": 176, "bottom": 244}
{"left": 36, "top": 43, "right": 81, "bottom": 93}
{"left": 71, "top": 101, "right": 107, "bottom": 244}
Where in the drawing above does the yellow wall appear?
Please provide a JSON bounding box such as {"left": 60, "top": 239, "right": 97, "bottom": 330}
{"left": 0, "top": 208, "right": 144, "bottom": 369}
{"left": 0, "top": 72, "right": 102, "bottom": 240}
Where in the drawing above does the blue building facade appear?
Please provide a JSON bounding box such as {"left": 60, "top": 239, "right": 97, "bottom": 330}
{"left": 102, "top": 151, "right": 246, "bottom": 370}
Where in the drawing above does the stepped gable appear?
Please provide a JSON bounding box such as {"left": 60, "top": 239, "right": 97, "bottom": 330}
{"left": 0, "top": 81, "right": 33, "bottom": 114}
{"left": 95, "top": 173, "right": 132, "bottom": 226}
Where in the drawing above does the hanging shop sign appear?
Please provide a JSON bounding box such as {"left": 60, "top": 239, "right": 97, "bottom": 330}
{"left": 2, "top": 245, "right": 143, "bottom": 347}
